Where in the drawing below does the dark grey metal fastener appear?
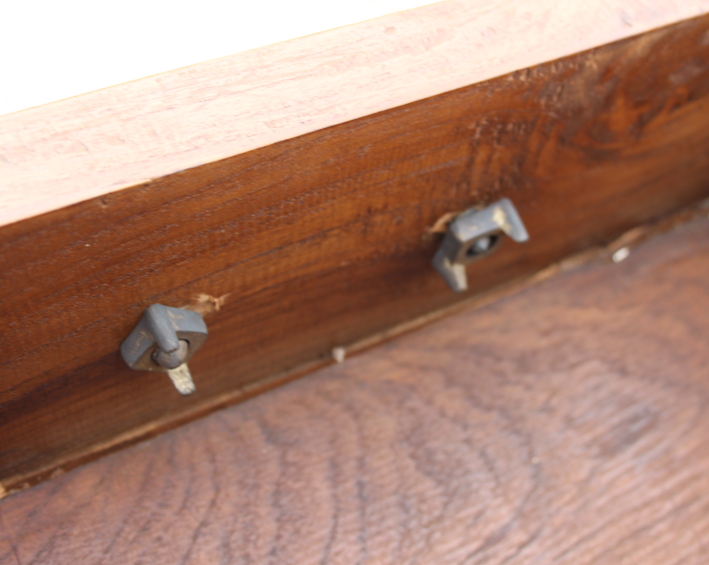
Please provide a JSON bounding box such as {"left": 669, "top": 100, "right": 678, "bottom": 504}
{"left": 120, "top": 304, "right": 208, "bottom": 395}
{"left": 432, "top": 198, "right": 529, "bottom": 292}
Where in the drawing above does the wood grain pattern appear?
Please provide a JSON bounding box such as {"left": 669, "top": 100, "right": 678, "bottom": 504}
{"left": 2, "top": 16, "right": 709, "bottom": 491}
{"left": 2, "top": 214, "right": 709, "bottom": 564}
{"left": 1, "top": 0, "right": 708, "bottom": 226}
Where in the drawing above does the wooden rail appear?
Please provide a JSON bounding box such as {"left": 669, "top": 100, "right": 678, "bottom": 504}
{"left": 1, "top": 8, "right": 709, "bottom": 492}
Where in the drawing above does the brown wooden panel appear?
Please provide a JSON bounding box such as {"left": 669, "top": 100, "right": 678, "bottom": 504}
{"left": 2, "top": 16, "right": 709, "bottom": 489}
{"left": 2, "top": 214, "right": 709, "bottom": 564}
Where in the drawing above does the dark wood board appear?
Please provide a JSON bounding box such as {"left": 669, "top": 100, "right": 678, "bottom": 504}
{"left": 2, "top": 213, "right": 709, "bottom": 564}
{"left": 2, "top": 16, "right": 709, "bottom": 489}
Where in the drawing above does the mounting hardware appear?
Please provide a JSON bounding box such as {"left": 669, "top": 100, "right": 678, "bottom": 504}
{"left": 432, "top": 198, "right": 529, "bottom": 292}
{"left": 120, "top": 304, "right": 208, "bottom": 395}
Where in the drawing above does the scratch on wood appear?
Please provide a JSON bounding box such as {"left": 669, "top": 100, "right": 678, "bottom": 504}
{"left": 185, "top": 293, "right": 231, "bottom": 316}
{"left": 426, "top": 211, "right": 459, "bottom": 234}
{"left": 49, "top": 467, "right": 65, "bottom": 480}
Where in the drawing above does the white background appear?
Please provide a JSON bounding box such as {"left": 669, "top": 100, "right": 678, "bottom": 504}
{"left": 0, "top": 0, "right": 435, "bottom": 116}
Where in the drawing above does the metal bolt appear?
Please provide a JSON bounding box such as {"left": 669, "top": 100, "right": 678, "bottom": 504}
{"left": 466, "top": 234, "right": 498, "bottom": 257}
{"left": 152, "top": 338, "right": 190, "bottom": 369}
{"left": 121, "top": 304, "right": 208, "bottom": 395}
{"left": 432, "top": 198, "right": 529, "bottom": 292}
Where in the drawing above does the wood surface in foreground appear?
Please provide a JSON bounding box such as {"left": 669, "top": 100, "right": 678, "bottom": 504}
{"left": 2, "top": 214, "right": 709, "bottom": 564}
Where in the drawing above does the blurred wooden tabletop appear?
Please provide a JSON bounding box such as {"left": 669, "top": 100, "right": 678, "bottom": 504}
{"left": 2, "top": 215, "right": 709, "bottom": 564}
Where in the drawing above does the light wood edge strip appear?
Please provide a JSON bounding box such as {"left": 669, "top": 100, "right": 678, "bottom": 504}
{"left": 1, "top": 0, "right": 707, "bottom": 228}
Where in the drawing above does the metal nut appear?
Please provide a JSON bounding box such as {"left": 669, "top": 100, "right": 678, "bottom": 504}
{"left": 120, "top": 304, "right": 208, "bottom": 372}
{"left": 432, "top": 198, "right": 529, "bottom": 292}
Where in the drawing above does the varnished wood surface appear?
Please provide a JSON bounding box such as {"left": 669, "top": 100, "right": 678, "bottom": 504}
{"left": 2, "top": 16, "right": 709, "bottom": 490}
{"left": 2, "top": 214, "right": 709, "bottom": 564}
{"left": 1, "top": 1, "right": 708, "bottom": 225}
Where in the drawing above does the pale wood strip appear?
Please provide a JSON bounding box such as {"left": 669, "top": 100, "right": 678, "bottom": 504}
{"left": 1, "top": 0, "right": 707, "bottom": 227}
